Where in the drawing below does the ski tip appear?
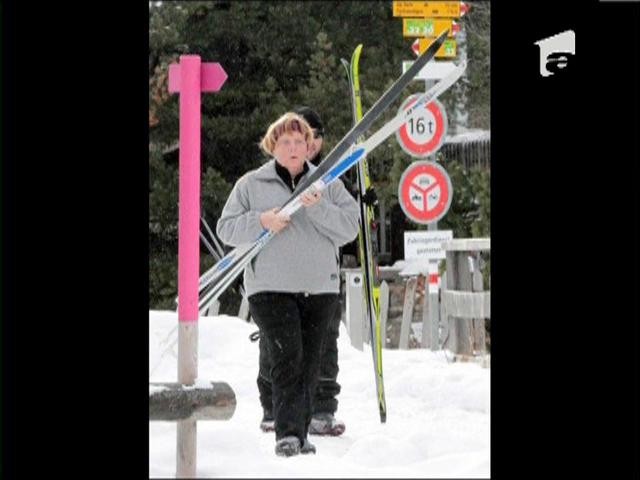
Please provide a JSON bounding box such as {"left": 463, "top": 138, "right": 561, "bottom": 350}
{"left": 351, "top": 147, "right": 365, "bottom": 162}
{"left": 380, "top": 412, "right": 387, "bottom": 423}
{"left": 351, "top": 44, "right": 363, "bottom": 71}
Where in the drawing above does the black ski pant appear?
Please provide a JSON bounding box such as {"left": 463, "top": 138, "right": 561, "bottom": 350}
{"left": 248, "top": 291, "right": 339, "bottom": 442}
{"left": 257, "top": 295, "right": 342, "bottom": 416}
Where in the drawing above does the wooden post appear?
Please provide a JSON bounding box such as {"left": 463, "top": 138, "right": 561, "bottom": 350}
{"left": 445, "top": 250, "right": 458, "bottom": 353}
{"left": 440, "top": 271, "right": 449, "bottom": 349}
{"left": 471, "top": 253, "right": 486, "bottom": 354}
{"left": 177, "top": 420, "right": 197, "bottom": 477}
{"left": 399, "top": 276, "right": 417, "bottom": 349}
{"left": 442, "top": 238, "right": 490, "bottom": 359}
{"left": 452, "top": 251, "right": 474, "bottom": 356}
{"left": 422, "top": 260, "right": 441, "bottom": 349}
{"left": 173, "top": 55, "right": 203, "bottom": 386}
{"left": 420, "top": 284, "right": 431, "bottom": 348}
{"left": 168, "top": 55, "right": 227, "bottom": 479}
{"left": 169, "top": 56, "right": 227, "bottom": 383}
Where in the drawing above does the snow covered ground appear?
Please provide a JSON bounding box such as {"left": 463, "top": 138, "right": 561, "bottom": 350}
{"left": 149, "top": 310, "right": 490, "bottom": 478}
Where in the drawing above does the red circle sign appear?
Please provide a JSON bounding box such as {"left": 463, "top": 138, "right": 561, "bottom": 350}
{"left": 396, "top": 94, "right": 448, "bottom": 158}
{"left": 398, "top": 161, "right": 453, "bottom": 224}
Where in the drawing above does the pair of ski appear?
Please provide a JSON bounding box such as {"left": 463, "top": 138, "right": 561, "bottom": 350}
{"left": 199, "top": 216, "right": 246, "bottom": 300}
{"left": 340, "top": 44, "right": 388, "bottom": 422}
{"left": 197, "top": 30, "right": 465, "bottom": 316}
{"left": 175, "top": 216, "right": 246, "bottom": 308}
{"left": 195, "top": 31, "right": 465, "bottom": 421}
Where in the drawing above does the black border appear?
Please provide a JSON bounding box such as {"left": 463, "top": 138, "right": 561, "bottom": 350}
{"left": 492, "top": 1, "right": 638, "bottom": 477}
{"left": 2, "top": 1, "right": 637, "bottom": 479}
{"left": 2, "top": 1, "right": 17, "bottom": 477}
{"left": 2, "top": 2, "right": 149, "bottom": 477}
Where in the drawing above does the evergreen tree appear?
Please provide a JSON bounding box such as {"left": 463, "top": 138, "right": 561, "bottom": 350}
{"left": 148, "top": 1, "right": 491, "bottom": 309}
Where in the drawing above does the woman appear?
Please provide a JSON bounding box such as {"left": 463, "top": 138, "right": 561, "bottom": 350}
{"left": 217, "top": 112, "right": 359, "bottom": 456}
{"left": 256, "top": 107, "right": 347, "bottom": 437}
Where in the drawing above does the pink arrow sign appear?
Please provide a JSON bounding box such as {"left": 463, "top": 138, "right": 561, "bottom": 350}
{"left": 169, "top": 62, "right": 227, "bottom": 93}
{"left": 452, "top": 21, "right": 461, "bottom": 36}
{"left": 460, "top": 2, "right": 470, "bottom": 16}
{"left": 168, "top": 56, "right": 227, "bottom": 325}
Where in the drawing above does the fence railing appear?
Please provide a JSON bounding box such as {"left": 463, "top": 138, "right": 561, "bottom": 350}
{"left": 209, "top": 238, "right": 491, "bottom": 360}
{"left": 441, "top": 238, "right": 490, "bottom": 360}
{"left": 342, "top": 238, "right": 490, "bottom": 361}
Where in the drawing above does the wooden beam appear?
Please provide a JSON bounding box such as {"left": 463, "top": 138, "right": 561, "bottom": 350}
{"left": 442, "top": 238, "right": 490, "bottom": 252}
{"left": 149, "top": 381, "right": 236, "bottom": 421}
{"left": 399, "top": 277, "right": 418, "bottom": 349}
{"left": 441, "top": 291, "right": 490, "bottom": 319}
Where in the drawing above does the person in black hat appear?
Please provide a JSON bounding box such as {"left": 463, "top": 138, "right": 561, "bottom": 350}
{"left": 252, "top": 106, "right": 347, "bottom": 437}
{"left": 293, "top": 106, "right": 325, "bottom": 166}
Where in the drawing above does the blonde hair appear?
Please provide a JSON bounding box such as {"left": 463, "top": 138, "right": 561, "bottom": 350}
{"left": 260, "top": 112, "right": 313, "bottom": 156}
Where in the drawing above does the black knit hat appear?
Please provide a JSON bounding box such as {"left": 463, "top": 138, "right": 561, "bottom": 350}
{"left": 294, "top": 106, "right": 324, "bottom": 137}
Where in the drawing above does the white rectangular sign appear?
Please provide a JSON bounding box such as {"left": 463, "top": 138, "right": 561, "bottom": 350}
{"left": 404, "top": 230, "right": 453, "bottom": 260}
{"left": 402, "top": 60, "right": 458, "bottom": 80}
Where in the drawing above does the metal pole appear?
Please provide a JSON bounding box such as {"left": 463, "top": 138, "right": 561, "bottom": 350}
{"left": 425, "top": 78, "right": 440, "bottom": 350}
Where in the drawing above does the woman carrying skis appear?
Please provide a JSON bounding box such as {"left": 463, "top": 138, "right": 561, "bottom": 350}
{"left": 216, "top": 112, "right": 359, "bottom": 457}
{"left": 256, "top": 106, "right": 348, "bottom": 437}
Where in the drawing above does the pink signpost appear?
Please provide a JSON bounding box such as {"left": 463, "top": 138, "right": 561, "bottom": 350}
{"left": 168, "top": 55, "right": 227, "bottom": 478}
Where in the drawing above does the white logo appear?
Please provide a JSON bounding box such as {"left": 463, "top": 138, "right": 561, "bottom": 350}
{"left": 534, "top": 30, "right": 575, "bottom": 77}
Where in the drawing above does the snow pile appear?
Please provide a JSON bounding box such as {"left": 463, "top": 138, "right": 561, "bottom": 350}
{"left": 149, "top": 310, "right": 490, "bottom": 478}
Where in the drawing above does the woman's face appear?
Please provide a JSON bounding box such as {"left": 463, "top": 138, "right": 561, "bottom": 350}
{"left": 273, "top": 131, "right": 309, "bottom": 174}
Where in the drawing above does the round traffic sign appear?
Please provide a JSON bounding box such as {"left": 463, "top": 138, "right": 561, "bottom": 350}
{"left": 395, "top": 94, "right": 448, "bottom": 158}
{"left": 398, "top": 161, "right": 453, "bottom": 224}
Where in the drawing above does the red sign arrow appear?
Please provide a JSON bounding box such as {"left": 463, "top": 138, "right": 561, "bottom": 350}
{"left": 412, "top": 39, "right": 420, "bottom": 57}
{"left": 460, "top": 2, "right": 470, "bottom": 17}
{"left": 452, "top": 21, "right": 461, "bottom": 36}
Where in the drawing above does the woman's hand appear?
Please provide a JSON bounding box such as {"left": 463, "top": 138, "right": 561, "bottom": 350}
{"left": 260, "top": 208, "right": 290, "bottom": 233}
{"left": 300, "top": 189, "right": 322, "bottom": 207}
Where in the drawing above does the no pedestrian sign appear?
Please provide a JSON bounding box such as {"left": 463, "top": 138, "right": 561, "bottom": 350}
{"left": 398, "top": 161, "right": 453, "bottom": 224}
{"left": 396, "top": 94, "right": 448, "bottom": 158}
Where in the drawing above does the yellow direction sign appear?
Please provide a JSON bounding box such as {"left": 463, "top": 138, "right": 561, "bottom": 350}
{"left": 403, "top": 18, "right": 459, "bottom": 38}
{"left": 393, "top": 1, "right": 469, "bottom": 18}
{"left": 412, "top": 38, "right": 457, "bottom": 58}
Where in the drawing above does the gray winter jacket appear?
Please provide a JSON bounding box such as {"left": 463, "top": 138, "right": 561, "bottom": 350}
{"left": 216, "top": 159, "right": 359, "bottom": 297}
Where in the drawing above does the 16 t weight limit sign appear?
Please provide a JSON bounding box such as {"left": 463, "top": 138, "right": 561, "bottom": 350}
{"left": 395, "top": 94, "right": 448, "bottom": 158}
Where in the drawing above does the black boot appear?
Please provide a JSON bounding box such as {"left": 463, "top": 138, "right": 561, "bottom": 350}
{"left": 275, "top": 436, "right": 301, "bottom": 457}
{"left": 309, "top": 412, "right": 345, "bottom": 436}
{"left": 300, "top": 437, "right": 316, "bottom": 455}
{"left": 259, "top": 409, "right": 275, "bottom": 432}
